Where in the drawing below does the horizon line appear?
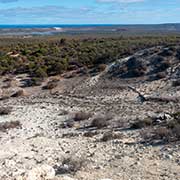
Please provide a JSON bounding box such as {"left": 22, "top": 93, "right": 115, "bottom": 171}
{"left": 0, "top": 23, "right": 180, "bottom": 26}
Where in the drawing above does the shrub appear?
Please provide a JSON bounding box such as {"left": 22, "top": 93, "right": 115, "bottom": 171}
{"left": 172, "top": 124, "right": 180, "bottom": 140}
{"left": 131, "top": 67, "right": 147, "bottom": 77}
{"left": 11, "top": 89, "right": 24, "bottom": 97}
{"left": 2, "top": 78, "right": 13, "bottom": 88}
{"left": 176, "top": 48, "right": 180, "bottom": 59}
{"left": 98, "top": 64, "right": 107, "bottom": 71}
{"left": 155, "top": 72, "right": 166, "bottom": 79}
{"left": 172, "top": 79, "right": 180, "bottom": 87}
{"left": 153, "top": 127, "right": 171, "bottom": 140}
{"left": 130, "top": 118, "right": 152, "bottom": 129}
{"left": 83, "top": 131, "right": 99, "bottom": 137}
{"left": 145, "top": 96, "right": 178, "bottom": 103}
{"left": 2, "top": 81, "right": 12, "bottom": 89}
{"left": 3, "top": 77, "right": 13, "bottom": 83}
{"left": 159, "top": 49, "right": 174, "bottom": 57}
{"left": 152, "top": 55, "right": 164, "bottom": 64}
{"left": 172, "top": 112, "right": 180, "bottom": 120}
{"left": 0, "top": 121, "right": 21, "bottom": 132}
{"left": 34, "top": 67, "right": 47, "bottom": 78}
{"left": 54, "top": 156, "right": 85, "bottom": 175}
{"left": 42, "top": 80, "right": 58, "bottom": 90}
{"left": 100, "top": 131, "right": 123, "bottom": 142}
{"left": 74, "top": 111, "right": 92, "bottom": 122}
{"left": 90, "top": 113, "right": 113, "bottom": 129}
{"left": 0, "top": 107, "right": 12, "bottom": 115}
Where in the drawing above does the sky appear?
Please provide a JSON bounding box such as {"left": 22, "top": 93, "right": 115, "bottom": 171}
{"left": 0, "top": 0, "right": 180, "bottom": 24}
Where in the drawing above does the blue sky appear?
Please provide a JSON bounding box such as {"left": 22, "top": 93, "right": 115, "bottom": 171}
{"left": 0, "top": 0, "right": 180, "bottom": 24}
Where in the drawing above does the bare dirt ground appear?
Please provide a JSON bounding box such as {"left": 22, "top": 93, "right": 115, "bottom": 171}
{"left": 0, "top": 46, "right": 180, "bottom": 180}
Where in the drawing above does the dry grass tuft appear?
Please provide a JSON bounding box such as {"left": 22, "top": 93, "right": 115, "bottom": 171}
{"left": 0, "top": 121, "right": 21, "bottom": 132}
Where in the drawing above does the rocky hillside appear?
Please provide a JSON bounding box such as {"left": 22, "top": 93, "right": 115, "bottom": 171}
{"left": 0, "top": 45, "right": 179, "bottom": 180}
{"left": 108, "top": 46, "right": 180, "bottom": 81}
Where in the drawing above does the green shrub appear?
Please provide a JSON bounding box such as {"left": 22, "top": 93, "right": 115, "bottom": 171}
{"left": 34, "top": 67, "right": 47, "bottom": 78}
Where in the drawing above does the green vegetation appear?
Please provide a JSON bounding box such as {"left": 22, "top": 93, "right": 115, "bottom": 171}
{"left": 0, "top": 35, "right": 180, "bottom": 77}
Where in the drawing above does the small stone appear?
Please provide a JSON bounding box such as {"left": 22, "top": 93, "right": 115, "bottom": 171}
{"left": 164, "top": 154, "right": 173, "bottom": 160}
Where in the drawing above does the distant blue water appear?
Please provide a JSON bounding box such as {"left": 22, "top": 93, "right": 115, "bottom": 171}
{"left": 0, "top": 24, "right": 120, "bottom": 29}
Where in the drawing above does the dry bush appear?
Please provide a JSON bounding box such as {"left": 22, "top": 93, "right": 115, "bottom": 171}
{"left": 152, "top": 55, "right": 165, "bottom": 64}
{"left": 98, "top": 64, "right": 107, "bottom": 71}
{"left": 140, "top": 128, "right": 154, "bottom": 142}
{"left": 54, "top": 156, "right": 85, "bottom": 175}
{"left": 154, "top": 59, "right": 171, "bottom": 74}
{"left": 130, "top": 118, "right": 152, "bottom": 129}
{"left": 59, "top": 110, "right": 69, "bottom": 116}
{"left": 176, "top": 48, "right": 180, "bottom": 59}
{"left": 172, "top": 79, "right": 180, "bottom": 87}
{"left": 153, "top": 127, "right": 171, "bottom": 140}
{"left": 74, "top": 111, "right": 92, "bottom": 122}
{"left": 172, "top": 111, "right": 180, "bottom": 120}
{"left": 0, "top": 121, "right": 21, "bottom": 132}
{"left": 83, "top": 131, "right": 99, "bottom": 137}
{"left": 158, "top": 49, "right": 174, "bottom": 57}
{"left": 145, "top": 96, "right": 179, "bottom": 103}
{"left": 112, "top": 119, "right": 126, "bottom": 128}
{"left": 2, "top": 81, "right": 12, "bottom": 89}
{"left": 155, "top": 72, "right": 167, "bottom": 79}
{"left": 0, "top": 107, "right": 12, "bottom": 115}
{"left": 140, "top": 127, "right": 172, "bottom": 143}
{"left": 90, "top": 113, "right": 113, "bottom": 129}
{"left": 168, "top": 112, "right": 180, "bottom": 140}
{"left": 172, "top": 124, "right": 180, "bottom": 140}
{"left": 3, "top": 77, "right": 13, "bottom": 83}
{"left": 100, "top": 131, "right": 123, "bottom": 142}
{"left": 0, "top": 95, "right": 10, "bottom": 101}
{"left": 42, "top": 80, "right": 58, "bottom": 90}
{"left": 11, "top": 89, "right": 24, "bottom": 97}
